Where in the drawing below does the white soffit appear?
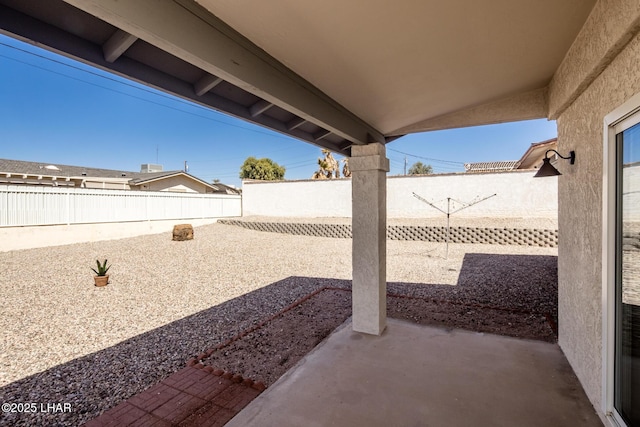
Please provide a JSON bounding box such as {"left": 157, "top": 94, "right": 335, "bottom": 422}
{"left": 196, "top": 0, "right": 595, "bottom": 135}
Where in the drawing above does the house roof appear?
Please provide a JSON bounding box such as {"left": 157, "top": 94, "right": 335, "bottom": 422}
{"left": 0, "top": 0, "right": 597, "bottom": 156}
{"left": 128, "top": 170, "right": 233, "bottom": 193}
{"left": 210, "top": 183, "right": 241, "bottom": 195}
{"left": 516, "top": 138, "right": 558, "bottom": 170}
{"left": 463, "top": 138, "right": 559, "bottom": 173}
{"left": 463, "top": 161, "right": 520, "bottom": 173}
{"left": 0, "top": 158, "right": 136, "bottom": 179}
{"left": 128, "top": 170, "right": 193, "bottom": 184}
{"left": 0, "top": 158, "right": 227, "bottom": 192}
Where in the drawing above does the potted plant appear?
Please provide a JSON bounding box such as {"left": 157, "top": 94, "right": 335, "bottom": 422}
{"left": 91, "top": 259, "right": 111, "bottom": 287}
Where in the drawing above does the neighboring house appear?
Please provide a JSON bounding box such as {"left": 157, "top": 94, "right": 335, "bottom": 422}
{"left": 0, "top": 158, "right": 238, "bottom": 194}
{"left": 516, "top": 138, "right": 558, "bottom": 170}
{"left": 210, "top": 182, "right": 242, "bottom": 195}
{"left": 463, "top": 160, "right": 520, "bottom": 173}
{"left": 464, "top": 138, "right": 558, "bottom": 173}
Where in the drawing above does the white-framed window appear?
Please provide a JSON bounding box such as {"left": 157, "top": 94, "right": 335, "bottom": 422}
{"left": 603, "top": 92, "right": 640, "bottom": 427}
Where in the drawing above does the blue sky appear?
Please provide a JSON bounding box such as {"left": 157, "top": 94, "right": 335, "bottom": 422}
{"left": 0, "top": 34, "right": 557, "bottom": 187}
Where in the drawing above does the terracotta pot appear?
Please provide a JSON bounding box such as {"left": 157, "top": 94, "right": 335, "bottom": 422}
{"left": 94, "top": 275, "right": 109, "bottom": 287}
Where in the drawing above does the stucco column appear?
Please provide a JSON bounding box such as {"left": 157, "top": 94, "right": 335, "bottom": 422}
{"left": 350, "top": 143, "right": 389, "bottom": 335}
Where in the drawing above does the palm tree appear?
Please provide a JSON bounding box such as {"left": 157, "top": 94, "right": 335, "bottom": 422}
{"left": 312, "top": 149, "right": 340, "bottom": 179}
{"left": 342, "top": 158, "right": 351, "bottom": 178}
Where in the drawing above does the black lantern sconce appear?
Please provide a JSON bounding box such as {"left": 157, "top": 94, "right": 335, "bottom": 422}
{"left": 534, "top": 149, "right": 576, "bottom": 177}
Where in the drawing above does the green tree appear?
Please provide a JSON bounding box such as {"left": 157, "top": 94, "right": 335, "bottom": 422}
{"left": 408, "top": 161, "right": 433, "bottom": 175}
{"left": 239, "top": 157, "right": 285, "bottom": 180}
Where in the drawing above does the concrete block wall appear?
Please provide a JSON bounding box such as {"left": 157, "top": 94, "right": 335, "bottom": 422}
{"left": 242, "top": 170, "right": 557, "bottom": 220}
{"left": 219, "top": 219, "right": 558, "bottom": 247}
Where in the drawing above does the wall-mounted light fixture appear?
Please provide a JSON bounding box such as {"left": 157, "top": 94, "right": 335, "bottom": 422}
{"left": 534, "top": 150, "right": 576, "bottom": 177}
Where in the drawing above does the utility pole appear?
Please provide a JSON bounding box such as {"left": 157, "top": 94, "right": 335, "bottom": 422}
{"left": 184, "top": 160, "right": 188, "bottom": 173}
{"left": 404, "top": 156, "right": 407, "bottom": 175}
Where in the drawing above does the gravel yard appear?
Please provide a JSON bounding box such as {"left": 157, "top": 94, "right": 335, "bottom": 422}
{"left": 0, "top": 219, "right": 557, "bottom": 426}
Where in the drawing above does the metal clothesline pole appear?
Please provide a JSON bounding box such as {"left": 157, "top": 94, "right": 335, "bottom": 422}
{"left": 412, "top": 192, "right": 497, "bottom": 258}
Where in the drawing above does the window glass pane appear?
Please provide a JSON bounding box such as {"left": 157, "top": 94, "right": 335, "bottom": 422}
{"left": 617, "top": 121, "right": 640, "bottom": 426}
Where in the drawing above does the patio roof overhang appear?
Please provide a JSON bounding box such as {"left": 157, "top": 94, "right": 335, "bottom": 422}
{"left": 5, "top": 3, "right": 640, "bottom": 421}
{"left": 0, "top": 0, "right": 601, "bottom": 156}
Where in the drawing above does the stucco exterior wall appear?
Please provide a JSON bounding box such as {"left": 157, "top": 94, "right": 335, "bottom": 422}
{"left": 387, "top": 172, "right": 556, "bottom": 219}
{"left": 556, "top": 31, "right": 640, "bottom": 414}
{"left": 242, "top": 179, "right": 353, "bottom": 217}
{"left": 84, "top": 180, "right": 130, "bottom": 190}
{"left": 242, "top": 171, "right": 557, "bottom": 220}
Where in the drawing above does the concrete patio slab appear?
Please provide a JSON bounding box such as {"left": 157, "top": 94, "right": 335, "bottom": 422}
{"left": 226, "top": 319, "right": 602, "bottom": 427}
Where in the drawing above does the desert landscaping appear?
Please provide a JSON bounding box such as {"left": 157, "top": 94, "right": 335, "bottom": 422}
{"left": 0, "top": 218, "right": 559, "bottom": 426}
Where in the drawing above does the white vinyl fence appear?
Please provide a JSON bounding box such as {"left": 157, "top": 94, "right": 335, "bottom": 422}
{"left": 0, "top": 185, "right": 241, "bottom": 227}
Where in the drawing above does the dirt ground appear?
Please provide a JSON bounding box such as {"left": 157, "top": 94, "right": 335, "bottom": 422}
{"left": 199, "top": 254, "right": 557, "bottom": 387}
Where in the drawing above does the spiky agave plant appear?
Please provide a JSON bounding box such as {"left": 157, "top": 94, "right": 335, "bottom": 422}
{"left": 91, "top": 259, "right": 111, "bottom": 276}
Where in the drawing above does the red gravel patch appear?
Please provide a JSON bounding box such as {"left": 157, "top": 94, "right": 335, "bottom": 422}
{"left": 201, "top": 288, "right": 352, "bottom": 386}
{"left": 199, "top": 285, "right": 556, "bottom": 387}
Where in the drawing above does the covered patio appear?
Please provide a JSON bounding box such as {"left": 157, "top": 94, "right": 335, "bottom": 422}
{"left": 227, "top": 319, "right": 600, "bottom": 427}
{"left": 1, "top": 0, "right": 639, "bottom": 425}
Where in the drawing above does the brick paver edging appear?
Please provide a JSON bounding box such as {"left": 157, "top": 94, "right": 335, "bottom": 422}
{"left": 82, "top": 365, "right": 262, "bottom": 427}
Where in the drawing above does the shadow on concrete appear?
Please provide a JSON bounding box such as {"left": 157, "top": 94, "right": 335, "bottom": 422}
{"left": 0, "top": 253, "right": 557, "bottom": 426}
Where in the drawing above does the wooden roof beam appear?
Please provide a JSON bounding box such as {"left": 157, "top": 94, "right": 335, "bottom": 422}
{"left": 63, "top": 0, "right": 385, "bottom": 145}
{"left": 249, "top": 99, "right": 274, "bottom": 117}
{"left": 313, "top": 129, "right": 331, "bottom": 141}
{"left": 287, "top": 117, "right": 306, "bottom": 131}
{"left": 194, "top": 74, "right": 223, "bottom": 96}
{"left": 103, "top": 29, "right": 137, "bottom": 63}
